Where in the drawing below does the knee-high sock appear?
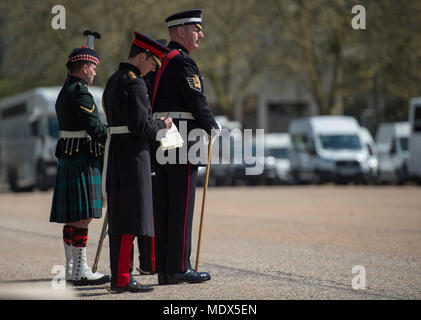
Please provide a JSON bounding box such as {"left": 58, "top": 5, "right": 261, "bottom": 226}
{"left": 71, "top": 227, "right": 88, "bottom": 248}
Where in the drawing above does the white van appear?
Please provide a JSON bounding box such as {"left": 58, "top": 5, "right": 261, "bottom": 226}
{"left": 375, "top": 122, "right": 410, "bottom": 184}
{"left": 262, "top": 133, "right": 292, "bottom": 184}
{"left": 408, "top": 98, "right": 421, "bottom": 183}
{"left": 0, "top": 86, "right": 106, "bottom": 191}
{"left": 288, "top": 116, "right": 371, "bottom": 184}
{"left": 359, "top": 127, "right": 378, "bottom": 183}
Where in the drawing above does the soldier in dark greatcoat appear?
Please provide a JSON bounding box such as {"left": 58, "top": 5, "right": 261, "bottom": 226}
{"left": 102, "top": 32, "right": 172, "bottom": 293}
{"left": 150, "top": 9, "right": 221, "bottom": 285}
{"left": 50, "top": 41, "right": 110, "bottom": 286}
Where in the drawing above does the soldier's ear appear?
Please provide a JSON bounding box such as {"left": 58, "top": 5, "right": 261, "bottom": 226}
{"left": 139, "top": 52, "right": 146, "bottom": 62}
{"left": 81, "top": 63, "right": 89, "bottom": 74}
{"left": 177, "top": 25, "right": 186, "bottom": 38}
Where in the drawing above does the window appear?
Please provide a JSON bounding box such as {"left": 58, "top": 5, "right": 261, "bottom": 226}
{"left": 266, "top": 147, "right": 288, "bottom": 159}
{"left": 291, "top": 135, "right": 307, "bottom": 151}
{"left": 399, "top": 137, "right": 409, "bottom": 152}
{"left": 1, "top": 103, "right": 26, "bottom": 118}
{"left": 48, "top": 116, "right": 59, "bottom": 139}
{"left": 414, "top": 106, "right": 421, "bottom": 132}
{"left": 319, "top": 135, "right": 362, "bottom": 150}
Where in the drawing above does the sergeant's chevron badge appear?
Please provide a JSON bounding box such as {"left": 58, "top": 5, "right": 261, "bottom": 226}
{"left": 187, "top": 75, "right": 201, "bottom": 91}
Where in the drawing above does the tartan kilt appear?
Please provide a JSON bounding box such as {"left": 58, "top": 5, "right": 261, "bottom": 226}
{"left": 50, "top": 155, "right": 103, "bottom": 223}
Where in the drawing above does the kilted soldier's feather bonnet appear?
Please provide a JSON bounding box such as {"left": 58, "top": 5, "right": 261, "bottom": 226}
{"left": 66, "top": 30, "right": 101, "bottom": 69}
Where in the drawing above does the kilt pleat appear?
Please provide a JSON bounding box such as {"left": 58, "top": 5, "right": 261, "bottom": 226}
{"left": 50, "top": 156, "right": 102, "bottom": 223}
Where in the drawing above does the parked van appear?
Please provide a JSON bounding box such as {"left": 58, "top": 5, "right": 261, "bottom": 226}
{"left": 262, "top": 133, "right": 292, "bottom": 184}
{"left": 359, "top": 127, "right": 378, "bottom": 183}
{"left": 375, "top": 122, "right": 410, "bottom": 184}
{"left": 288, "top": 116, "right": 371, "bottom": 184}
{"left": 197, "top": 116, "right": 242, "bottom": 186}
{"left": 0, "top": 86, "right": 106, "bottom": 192}
{"left": 408, "top": 98, "right": 421, "bottom": 183}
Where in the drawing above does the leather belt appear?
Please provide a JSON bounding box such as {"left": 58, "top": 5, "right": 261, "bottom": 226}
{"left": 59, "top": 130, "right": 89, "bottom": 139}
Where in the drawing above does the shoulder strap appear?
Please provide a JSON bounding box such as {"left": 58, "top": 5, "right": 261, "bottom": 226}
{"left": 151, "top": 49, "right": 180, "bottom": 111}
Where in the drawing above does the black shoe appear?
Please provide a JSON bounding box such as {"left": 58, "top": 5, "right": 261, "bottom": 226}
{"left": 72, "top": 274, "right": 111, "bottom": 286}
{"left": 158, "top": 273, "right": 167, "bottom": 285}
{"left": 110, "top": 278, "right": 154, "bottom": 293}
{"left": 166, "top": 269, "right": 211, "bottom": 284}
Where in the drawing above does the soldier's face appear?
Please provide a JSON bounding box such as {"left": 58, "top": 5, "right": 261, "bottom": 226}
{"left": 182, "top": 24, "right": 204, "bottom": 52}
{"left": 145, "top": 56, "right": 157, "bottom": 74}
{"left": 83, "top": 63, "right": 97, "bottom": 85}
{"left": 139, "top": 53, "right": 157, "bottom": 76}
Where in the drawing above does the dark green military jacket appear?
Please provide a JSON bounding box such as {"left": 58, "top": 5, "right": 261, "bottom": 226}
{"left": 55, "top": 76, "right": 108, "bottom": 159}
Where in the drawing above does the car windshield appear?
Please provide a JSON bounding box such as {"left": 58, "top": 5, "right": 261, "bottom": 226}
{"left": 319, "top": 134, "right": 362, "bottom": 150}
{"left": 266, "top": 147, "right": 288, "bottom": 159}
{"left": 399, "top": 137, "right": 409, "bottom": 151}
{"left": 48, "top": 116, "right": 59, "bottom": 139}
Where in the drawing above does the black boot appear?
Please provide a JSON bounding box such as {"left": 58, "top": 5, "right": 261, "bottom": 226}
{"left": 110, "top": 278, "right": 154, "bottom": 293}
{"left": 165, "top": 269, "right": 211, "bottom": 284}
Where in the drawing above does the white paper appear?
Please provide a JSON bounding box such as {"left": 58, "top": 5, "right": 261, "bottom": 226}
{"left": 160, "top": 123, "right": 184, "bottom": 151}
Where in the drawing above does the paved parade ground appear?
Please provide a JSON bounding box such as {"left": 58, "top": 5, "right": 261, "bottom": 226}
{"left": 0, "top": 186, "right": 420, "bottom": 300}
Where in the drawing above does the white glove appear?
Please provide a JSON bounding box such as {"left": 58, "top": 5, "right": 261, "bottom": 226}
{"left": 211, "top": 120, "right": 222, "bottom": 144}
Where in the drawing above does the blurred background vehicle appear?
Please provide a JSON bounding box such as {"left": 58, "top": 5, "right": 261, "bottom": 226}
{"left": 197, "top": 116, "right": 241, "bottom": 187}
{"left": 0, "top": 86, "right": 106, "bottom": 192}
{"left": 359, "top": 127, "right": 379, "bottom": 184}
{"left": 408, "top": 98, "right": 421, "bottom": 184}
{"left": 288, "top": 116, "right": 373, "bottom": 185}
{"left": 1, "top": 1, "right": 420, "bottom": 191}
{"left": 375, "top": 122, "right": 410, "bottom": 185}
{"left": 261, "top": 133, "right": 292, "bottom": 185}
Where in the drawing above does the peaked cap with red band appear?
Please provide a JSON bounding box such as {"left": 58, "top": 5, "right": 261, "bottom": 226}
{"left": 132, "top": 32, "right": 170, "bottom": 67}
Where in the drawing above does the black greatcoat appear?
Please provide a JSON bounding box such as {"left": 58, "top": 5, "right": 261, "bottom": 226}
{"left": 102, "top": 63, "right": 166, "bottom": 236}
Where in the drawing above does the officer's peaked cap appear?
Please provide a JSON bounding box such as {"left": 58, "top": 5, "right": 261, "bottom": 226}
{"left": 165, "top": 9, "right": 202, "bottom": 29}
{"left": 133, "top": 32, "right": 170, "bottom": 59}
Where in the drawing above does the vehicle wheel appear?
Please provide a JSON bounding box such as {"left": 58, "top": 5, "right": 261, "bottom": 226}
{"left": 8, "top": 168, "right": 19, "bottom": 192}
{"left": 396, "top": 165, "right": 408, "bottom": 185}
{"left": 292, "top": 170, "right": 302, "bottom": 185}
{"left": 36, "top": 161, "right": 50, "bottom": 191}
{"left": 8, "top": 168, "right": 34, "bottom": 192}
{"left": 313, "top": 171, "right": 323, "bottom": 185}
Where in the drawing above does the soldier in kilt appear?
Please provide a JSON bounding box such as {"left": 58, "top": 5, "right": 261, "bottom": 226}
{"left": 49, "top": 44, "right": 110, "bottom": 286}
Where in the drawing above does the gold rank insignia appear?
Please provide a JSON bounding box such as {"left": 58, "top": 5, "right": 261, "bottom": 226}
{"left": 128, "top": 71, "right": 137, "bottom": 79}
{"left": 187, "top": 74, "right": 201, "bottom": 91}
{"left": 80, "top": 104, "right": 96, "bottom": 113}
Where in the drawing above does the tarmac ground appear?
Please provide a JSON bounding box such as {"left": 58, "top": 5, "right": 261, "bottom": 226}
{"left": 0, "top": 185, "right": 420, "bottom": 301}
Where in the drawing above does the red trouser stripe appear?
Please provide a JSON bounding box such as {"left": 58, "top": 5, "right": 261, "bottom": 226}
{"left": 151, "top": 235, "right": 156, "bottom": 272}
{"left": 117, "top": 234, "right": 134, "bottom": 287}
{"left": 150, "top": 217, "right": 156, "bottom": 272}
{"left": 181, "top": 164, "right": 191, "bottom": 272}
